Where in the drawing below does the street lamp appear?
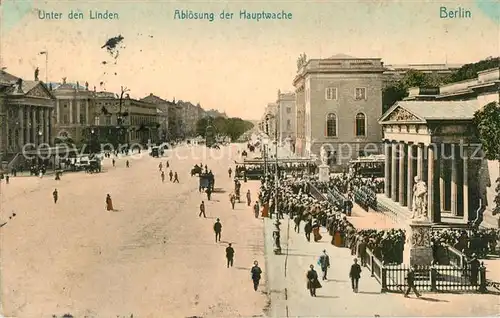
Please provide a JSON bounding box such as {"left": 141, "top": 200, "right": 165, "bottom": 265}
{"left": 265, "top": 113, "right": 281, "bottom": 254}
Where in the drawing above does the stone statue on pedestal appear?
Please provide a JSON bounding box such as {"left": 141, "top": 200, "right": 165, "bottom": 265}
{"left": 411, "top": 176, "right": 428, "bottom": 220}
{"left": 320, "top": 146, "right": 329, "bottom": 166}
{"left": 34, "top": 67, "right": 39, "bottom": 81}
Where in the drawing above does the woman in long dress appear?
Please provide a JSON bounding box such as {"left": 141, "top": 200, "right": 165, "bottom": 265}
{"left": 106, "top": 194, "right": 114, "bottom": 211}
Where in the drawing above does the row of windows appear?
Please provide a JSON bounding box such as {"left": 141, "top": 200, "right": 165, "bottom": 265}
{"left": 325, "top": 87, "right": 367, "bottom": 101}
{"left": 326, "top": 113, "right": 366, "bottom": 137}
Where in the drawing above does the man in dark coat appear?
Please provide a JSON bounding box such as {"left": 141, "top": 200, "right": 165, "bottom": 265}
{"left": 306, "top": 264, "right": 321, "bottom": 296}
{"left": 199, "top": 201, "right": 206, "bottom": 218}
{"left": 52, "top": 188, "right": 58, "bottom": 203}
{"left": 319, "top": 250, "right": 331, "bottom": 280}
{"left": 304, "top": 219, "right": 312, "bottom": 242}
{"left": 468, "top": 253, "right": 481, "bottom": 286}
{"left": 349, "top": 258, "right": 362, "bottom": 293}
{"left": 213, "top": 218, "right": 222, "bottom": 242}
{"left": 251, "top": 261, "right": 262, "bottom": 291}
{"left": 404, "top": 266, "right": 421, "bottom": 298}
{"left": 226, "top": 243, "right": 234, "bottom": 268}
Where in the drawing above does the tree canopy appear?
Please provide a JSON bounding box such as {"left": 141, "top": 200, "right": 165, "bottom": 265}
{"left": 473, "top": 101, "right": 500, "bottom": 215}
{"left": 382, "top": 57, "right": 499, "bottom": 113}
{"left": 196, "top": 116, "right": 254, "bottom": 142}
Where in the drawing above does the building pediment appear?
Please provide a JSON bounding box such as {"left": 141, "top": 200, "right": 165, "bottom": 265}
{"left": 26, "top": 83, "right": 53, "bottom": 99}
{"left": 379, "top": 105, "right": 426, "bottom": 124}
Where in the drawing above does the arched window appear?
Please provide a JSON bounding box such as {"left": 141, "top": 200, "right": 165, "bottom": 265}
{"left": 326, "top": 113, "right": 337, "bottom": 137}
{"left": 355, "top": 113, "right": 366, "bottom": 136}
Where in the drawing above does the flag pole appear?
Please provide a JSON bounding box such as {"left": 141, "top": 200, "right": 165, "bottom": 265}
{"left": 45, "top": 51, "right": 48, "bottom": 83}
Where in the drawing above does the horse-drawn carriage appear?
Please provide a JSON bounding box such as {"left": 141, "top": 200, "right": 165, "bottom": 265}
{"left": 84, "top": 159, "right": 101, "bottom": 173}
{"left": 191, "top": 165, "right": 203, "bottom": 176}
{"left": 199, "top": 173, "right": 215, "bottom": 192}
{"left": 234, "top": 179, "right": 242, "bottom": 202}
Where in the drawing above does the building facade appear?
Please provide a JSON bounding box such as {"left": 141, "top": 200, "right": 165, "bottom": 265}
{"left": 276, "top": 90, "right": 296, "bottom": 143}
{"left": 51, "top": 79, "right": 94, "bottom": 146}
{"left": 140, "top": 93, "right": 170, "bottom": 142}
{"left": 391, "top": 67, "right": 500, "bottom": 226}
{"left": 293, "top": 54, "right": 385, "bottom": 165}
{"left": 0, "top": 71, "right": 55, "bottom": 166}
{"left": 261, "top": 103, "right": 278, "bottom": 139}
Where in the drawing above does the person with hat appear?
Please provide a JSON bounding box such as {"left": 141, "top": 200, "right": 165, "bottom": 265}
{"left": 250, "top": 260, "right": 262, "bottom": 291}
{"left": 225, "top": 243, "right": 235, "bottom": 268}
{"left": 467, "top": 253, "right": 481, "bottom": 286}
{"left": 349, "top": 258, "right": 362, "bottom": 293}
{"left": 404, "top": 265, "right": 421, "bottom": 298}
{"left": 306, "top": 264, "right": 321, "bottom": 296}
{"left": 318, "top": 250, "right": 330, "bottom": 280}
{"left": 213, "top": 218, "right": 222, "bottom": 243}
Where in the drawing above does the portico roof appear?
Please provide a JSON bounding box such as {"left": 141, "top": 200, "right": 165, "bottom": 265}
{"left": 379, "top": 100, "right": 480, "bottom": 124}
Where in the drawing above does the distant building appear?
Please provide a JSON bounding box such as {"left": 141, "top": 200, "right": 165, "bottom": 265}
{"left": 383, "top": 63, "right": 463, "bottom": 87}
{"left": 293, "top": 54, "right": 385, "bottom": 165}
{"left": 276, "top": 90, "right": 296, "bottom": 143}
{"left": 205, "top": 109, "right": 227, "bottom": 118}
{"left": 140, "top": 93, "right": 171, "bottom": 141}
{"left": 260, "top": 103, "right": 279, "bottom": 139}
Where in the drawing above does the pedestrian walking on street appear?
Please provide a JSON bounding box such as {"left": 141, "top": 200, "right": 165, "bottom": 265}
{"left": 253, "top": 201, "right": 260, "bottom": 218}
{"left": 169, "top": 170, "right": 173, "bottom": 182}
{"left": 246, "top": 190, "right": 251, "bottom": 206}
{"left": 199, "top": 201, "right": 206, "bottom": 218}
{"left": 294, "top": 215, "right": 301, "bottom": 233}
{"left": 112, "top": 158, "right": 115, "bottom": 167}
{"left": 358, "top": 237, "right": 368, "bottom": 266}
{"left": 52, "top": 188, "right": 58, "bottom": 204}
{"left": 349, "top": 258, "right": 362, "bottom": 293}
{"left": 304, "top": 219, "right": 312, "bottom": 242}
{"left": 228, "top": 167, "right": 232, "bottom": 178}
{"left": 173, "top": 172, "right": 179, "bottom": 183}
{"left": 318, "top": 250, "right": 330, "bottom": 280}
{"left": 5, "top": 175, "right": 9, "bottom": 184}
{"left": 467, "top": 253, "right": 480, "bottom": 286}
{"left": 230, "top": 193, "right": 236, "bottom": 209}
{"left": 306, "top": 265, "right": 321, "bottom": 297}
{"left": 161, "top": 171, "right": 165, "bottom": 182}
{"left": 166, "top": 160, "right": 169, "bottom": 168}
{"left": 226, "top": 243, "right": 234, "bottom": 268}
{"left": 126, "top": 160, "right": 129, "bottom": 168}
{"left": 159, "top": 162, "right": 163, "bottom": 171}
{"left": 106, "top": 194, "right": 114, "bottom": 211}
{"left": 206, "top": 187, "right": 212, "bottom": 200}
{"left": 404, "top": 265, "right": 421, "bottom": 298}
{"left": 213, "top": 218, "right": 222, "bottom": 242}
{"left": 251, "top": 261, "right": 262, "bottom": 291}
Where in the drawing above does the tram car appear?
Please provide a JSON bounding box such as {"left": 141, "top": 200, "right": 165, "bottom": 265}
{"left": 199, "top": 173, "right": 215, "bottom": 191}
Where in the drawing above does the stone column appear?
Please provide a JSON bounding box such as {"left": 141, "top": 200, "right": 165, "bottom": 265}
{"left": 391, "top": 142, "right": 398, "bottom": 201}
{"left": 407, "top": 143, "right": 414, "bottom": 211}
{"left": 25, "top": 106, "right": 31, "bottom": 144}
{"left": 18, "top": 106, "right": 24, "bottom": 147}
{"left": 76, "top": 100, "right": 81, "bottom": 124}
{"left": 417, "top": 143, "right": 424, "bottom": 179}
{"left": 463, "top": 147, "right": 469, "bottom": 222}
{"left": 56, "top": 99, "right": 60, "bottom": 124}
{"left": 384, "top": 141, "right": 391, "bottom": 197}
{"left": 85, "top": 99, "right": 90, "bottom": 125}
{"left": 398, "top": 142, "right": 406, "bottom": 206}
{"left": 44, "top": 109, "right": 50, "bottom": 144}
{"left": 427, "top": 144, "right": 441, "bottom": 223}
{"left": 451, "top": 144, "right": 458, "bottom": 216}
{"left": 32, "top": 107, "right": 37, "bottom": 144}
{"left": 440, "top": 146, "right": 446, "bottom": 211}
{"left": 69, "top": 100, "right": 74, "bottom": 124}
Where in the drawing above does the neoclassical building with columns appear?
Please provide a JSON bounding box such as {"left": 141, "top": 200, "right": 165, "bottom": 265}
{"left": 379, "top": 100, "right": 484, "bottom": 224}
{"left": 0, "top": 71, "right": 55, "bottom": 165}
{"left": 378, "top": 67, "right": 499, "bottom": 227}
{"left": 51, "top": 79, "right": 94, "bottom": 145}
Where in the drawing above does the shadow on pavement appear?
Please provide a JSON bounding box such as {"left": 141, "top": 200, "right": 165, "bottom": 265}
{"left": 286, "top": 253, "right": 315, "bottom": 257}
{"left": 235, "top": 266, "right": 251, "bottom": 271}
{"left": 326, "top": 279, "right": 348, "bottom": 283}
{"left": 315, "top": 295, "right": 339, "bottom": 299}
{"left": 357, "top": 291, "right": 382, "bottom": 295}
{"left": 418, "top": 296, "right": 449, "bottom": 302}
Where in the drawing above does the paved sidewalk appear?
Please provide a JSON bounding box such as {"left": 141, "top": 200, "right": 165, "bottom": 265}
{"left": 263, "top": 216, "right": 500, "bottom": 317}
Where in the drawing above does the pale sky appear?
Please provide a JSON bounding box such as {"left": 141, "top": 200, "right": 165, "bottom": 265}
{"left": 0, "top": 0, "right": 498, "bottom": 120}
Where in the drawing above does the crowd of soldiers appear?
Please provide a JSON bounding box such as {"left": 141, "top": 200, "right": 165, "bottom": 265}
{"left": 432, "top": 228, "right": 499, "bottom": 258}
{"left": 257, "top": 175, "right": 408, "bottom": 265}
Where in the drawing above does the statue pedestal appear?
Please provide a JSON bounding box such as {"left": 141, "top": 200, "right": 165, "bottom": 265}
{"left": 318, "top": 164, "right": 329, "bottom": 182}
{"left": 405, "top": 219, "right": 433, "bottom": 266}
